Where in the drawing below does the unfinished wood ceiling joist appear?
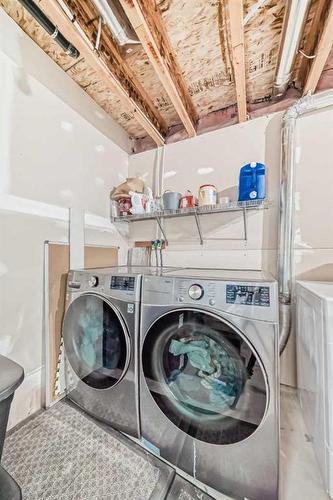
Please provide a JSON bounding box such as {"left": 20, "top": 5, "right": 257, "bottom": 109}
{"left": 297, "top": 0, "right": 327, "bottom": 85}
{"left": 41, "top": 0, "right": 166, "bottom": 145}
{"left": 2, "top": 0, "right": 332, "bottom": 150}
{"left": 303, "top": 1, "right": 333, "bottom": 95}
{"left": 119, "top": 0, "right": 198, "bottom": 137}
{"left": 227, "top": 0, "right": 247, "bottom": 122}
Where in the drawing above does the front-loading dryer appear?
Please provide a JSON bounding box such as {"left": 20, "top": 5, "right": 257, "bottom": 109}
{"left": 62, "top": 266, "right": 148, "bottom": 437}
{"left": 139, "top": 269, "right": 279, "bottom": 499}
{"left": 62, "top": 265, "right": 180, "bottom": 437}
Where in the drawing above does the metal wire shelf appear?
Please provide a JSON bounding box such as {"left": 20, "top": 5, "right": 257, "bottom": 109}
{"left": 111, "top": 199, "right": 269, "bottom": 245}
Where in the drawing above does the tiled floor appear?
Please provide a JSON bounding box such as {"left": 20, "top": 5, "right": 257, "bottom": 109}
{"left": 280, "top": 385, "right": 328, "bottom": 500}
{"left": 2, "top": 387, "right": 329, "bottom": 500}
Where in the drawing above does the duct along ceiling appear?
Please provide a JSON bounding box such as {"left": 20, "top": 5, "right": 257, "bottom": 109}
{"left": 2, "top": 0, "right": 333, "bottom": 152}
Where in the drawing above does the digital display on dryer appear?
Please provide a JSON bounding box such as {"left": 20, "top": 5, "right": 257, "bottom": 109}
{"left": 226, "top": 285, "right": 270, "bottom": 307}
{"left": 111, "top": 276, "right": 135, "bottom": 291}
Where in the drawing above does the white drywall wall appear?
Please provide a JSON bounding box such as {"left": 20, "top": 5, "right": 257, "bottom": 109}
{"left": 129, "top": 114, "right": 295, "bottom": 381}
{"left": 129, "top": 114, "right": 281, "bottom": 273}
{"left": 129, "top": 104, "right": 333, "bottom": 388}
{"left": 281, "top": 104, "right": 333, "bottom": 386}
{"left": 0, "top": 10, "right": 131, "bottom": 154}
{"left": 294, "top": 105, "right": 333, "bottom": 281}
{"left": 0, "top": 11, "right": 129, "bottom": 428}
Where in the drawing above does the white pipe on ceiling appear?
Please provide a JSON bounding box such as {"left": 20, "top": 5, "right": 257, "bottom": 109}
{"left": 273, "top": 0, "right": 312, "bottom": 98}
{"left": 91, "top": 0, "right": 140, "bottom": 46}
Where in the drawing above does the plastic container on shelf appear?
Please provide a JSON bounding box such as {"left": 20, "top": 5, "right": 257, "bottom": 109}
{"left": 198, "top": 184, "right": 217, "bottom": 206}
{"left": 180, "top": 191, "right": 197, "bottom": 209}
{"left": 110, "top": 200, "right": 119, "bottom": 218}
{"left": 238, "top": 162, "right": 266, "bottom": 201}
{"left": 118, "top": 196, "right": 132, "bottom": 216}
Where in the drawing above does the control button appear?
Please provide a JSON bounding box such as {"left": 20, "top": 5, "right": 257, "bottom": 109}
{"left": 188, "top": 284, "right": 204, "bottom": 300}
{"left": 88, "top": 276, "right": 99, "bottom": 287}
{"left": 178, "top": 296, "right": 184, "bottom": 302}
{"left": 209, "top": 298, "right": 215, "bottom": 306}
{"left": 68, "top": 281, "right": 80, "bottom": 289}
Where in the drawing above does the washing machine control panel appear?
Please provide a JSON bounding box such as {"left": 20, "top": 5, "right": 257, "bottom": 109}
{"left": 110, "top": 275, "right": 135, "bottom": 291}
{"left": 142, "top": 276, "right": 278, "bottom": 321}
{"left": 226, "top": 284, "right": 270, "bottom": 307}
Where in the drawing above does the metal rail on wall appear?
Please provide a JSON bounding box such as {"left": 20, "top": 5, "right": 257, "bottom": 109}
{"left": 111, "top": 200, "right": 269, "bottom": 246}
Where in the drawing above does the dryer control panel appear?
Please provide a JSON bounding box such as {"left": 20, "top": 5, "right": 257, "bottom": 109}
{"left": 67, "top": 271, "right": 141, "bottom": 302}
{"left": 226, "top": 285, "right": 270, "bottom": 307}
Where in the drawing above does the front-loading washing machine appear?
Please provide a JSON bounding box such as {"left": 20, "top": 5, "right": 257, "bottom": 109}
{"left": 139, "top": 268, "right": 279, "bottom": 499}
{"left": 62, "top": 265, "right": 171, "bottom": 438}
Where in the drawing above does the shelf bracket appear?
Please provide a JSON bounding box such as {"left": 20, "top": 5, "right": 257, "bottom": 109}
{"left": 194, "top": 210, "right": 204, "bottom": 245}
{"left": 155, "top": 215, "right": 168, "bottom": 245}
{"left": 242, "top": 206, "right": 248, "bottom": 241}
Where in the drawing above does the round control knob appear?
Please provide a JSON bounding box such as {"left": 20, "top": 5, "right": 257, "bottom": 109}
{"left": 188, "top": 284, "right": 204, "bottom": 300}
{"left": 209, "top": 298, "right": 216, "bottom": 306}
{"left": 178, "top": 296, "right": 184, "bottom": 302}
{"left": 88, "top": 276, "right": 99, "bottom": 287}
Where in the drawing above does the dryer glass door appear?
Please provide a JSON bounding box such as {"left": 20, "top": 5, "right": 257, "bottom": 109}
{"left": 142, "top": 309, "right": 268, "bottom": 445}
{"left": 63, "top": 294, "right": 129, "bottom": 390}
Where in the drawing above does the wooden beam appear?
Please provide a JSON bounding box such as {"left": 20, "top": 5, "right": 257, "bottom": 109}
{"left": 298, "top": 0, "right": 327, "bottom": 86}
{"left": 119, "top": 0, "right": 197, "bottom": 138}
{"left": 227, "top": 0, "right": 247, "bottom": 122}
{"left": 39, "top": 0, "right": 165, "bottom": 145}
{"left": 70, "top": 0, "right": 167, "bottom": 129}
{"left": 303, "top": 1, "right": 333, "bottom": 95}
{"left": 218, "top": 0, "right": 233, "bottom": 84}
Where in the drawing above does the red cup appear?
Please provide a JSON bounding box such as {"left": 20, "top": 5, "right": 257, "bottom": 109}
{"left": 180, "top": 193, "right": 196, "bottom": 208}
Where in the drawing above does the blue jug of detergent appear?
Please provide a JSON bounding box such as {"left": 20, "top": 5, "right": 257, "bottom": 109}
{"left": 238, "top": 162, "right": 266, "bottom": 201}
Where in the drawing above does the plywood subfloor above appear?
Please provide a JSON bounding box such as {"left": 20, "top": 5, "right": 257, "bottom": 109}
{"left": 1, "top": 0, "right": 332, "bottom": 149}
{"left": 0, "top": 0, "right": 147, "bottom": 138}
{"left": 157, "top": 0, "right": 236, "bottom": 116}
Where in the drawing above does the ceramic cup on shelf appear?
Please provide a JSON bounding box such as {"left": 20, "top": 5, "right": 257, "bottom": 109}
{"left": 162, "top": 190, "right": 182, "bottom": 210}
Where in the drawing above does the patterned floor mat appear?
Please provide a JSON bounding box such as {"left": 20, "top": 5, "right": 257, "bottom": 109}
{"left": 2, "top": 399, "right": 173, "bottom": 500}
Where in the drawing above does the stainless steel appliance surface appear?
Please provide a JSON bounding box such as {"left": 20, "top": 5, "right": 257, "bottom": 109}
{"left": 139, "top": 268, "right": 279, "bottom": 499}
{"left": 63, "top": 265, "right": 175, "bottom": 437}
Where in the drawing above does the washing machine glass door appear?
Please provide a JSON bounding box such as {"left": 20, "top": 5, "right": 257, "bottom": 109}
{"left": 63, "top": 293, "right": 130, "bottom": 390}
{"left": 142, "top": 309, "right": 268, "bottom": 445}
